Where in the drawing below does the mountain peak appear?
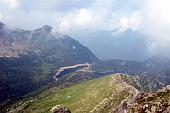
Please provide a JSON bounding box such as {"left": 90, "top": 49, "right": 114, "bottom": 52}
{"left": 35, "top": 25, "right": 52, "bottom": 33}
{"left": 42, "top": 25, "right": 52, "bottom": 30}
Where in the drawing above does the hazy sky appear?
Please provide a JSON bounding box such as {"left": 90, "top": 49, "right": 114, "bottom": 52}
{"left": 0, "top": 0, "right": 170, "bottom": 59}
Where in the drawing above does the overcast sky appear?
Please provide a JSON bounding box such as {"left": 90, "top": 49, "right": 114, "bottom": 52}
{"left": 0, "top": 0, "right": 170, "bottom": 58}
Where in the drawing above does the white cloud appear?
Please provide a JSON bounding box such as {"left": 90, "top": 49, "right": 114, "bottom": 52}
{"left": 0, "top": 0, "right": 20, "bottom": 9}
{"left": 102, "top": 11, "right": 141, "bottom": 36}
{"left": 55, "top": 0, "right": 117, "bottom": 33}
{"left": 99, "top": 0, "right": 170, "bottom": 56}
{"left": 140, "top": 0, "right": 170, "bottom": 55}
{"left": 118, "top": 13, "right": 140, "bottom": 32}
{"left": 57, "top": 16, "right": 71, "bottom": 33}
{"left": 55, "top": 8, "right": 94, "bottom": 33}
{"left": 75, "top": 9, "right": 92, "bottom": 26}
{"left": 0, "top": 13, "right": 2, "bottom": 20}
{"left": 0, "top": 13, "right": 11, "bottom": 22}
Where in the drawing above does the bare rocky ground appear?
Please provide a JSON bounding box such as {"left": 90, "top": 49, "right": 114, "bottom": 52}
{"left": 112, "top": 85, "right": 170, "bottom": 113}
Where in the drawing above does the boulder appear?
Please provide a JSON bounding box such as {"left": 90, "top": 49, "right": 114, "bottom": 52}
{"left": 51, "top": 105, "right": 71, "bottom": 113}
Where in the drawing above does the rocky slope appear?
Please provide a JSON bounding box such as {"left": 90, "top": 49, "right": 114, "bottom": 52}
{"left": 0, "top": 22, "right": 98, "bottom": 64}
{"left": 126, "top": 85, "right": 170, "bottom": 113}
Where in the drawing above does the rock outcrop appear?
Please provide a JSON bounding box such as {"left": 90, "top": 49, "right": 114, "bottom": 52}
{"left": 126, "top": 85, "right": 170, "bottom": 113}
{"left": 51, "top": 105, "right": 71, "bottom": 113}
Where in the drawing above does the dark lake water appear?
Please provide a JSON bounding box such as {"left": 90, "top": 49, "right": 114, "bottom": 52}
{"left": 55, "top": 65, "right": 124, "bottom": 79}
{"left": 56, "top": 65, "right": 88, "bottom": 78}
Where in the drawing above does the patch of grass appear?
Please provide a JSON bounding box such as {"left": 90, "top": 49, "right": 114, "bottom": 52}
{"left": 32, "top": 63, "right": 55, "bottom": 82}
{"left": 16, "top": 74, "right": 127, "bottom": 113}
{"left": 40, "top": 63, "right": 55, "bottom": 74}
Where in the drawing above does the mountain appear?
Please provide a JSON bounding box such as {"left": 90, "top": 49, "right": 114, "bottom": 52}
{"left": 0, "top": 22, "right": 98, "bottom": 64}
{"left": 0, "top": 22, "right": 98, "bottom": 107}
{"left": 90, "top": 59, "right": 145, "bottom": 74}
{"left": 90, "top": 56, "right": 170, "bottom": 73}
{"left": 144, "top": 56, "right": 170, "bottom": 72}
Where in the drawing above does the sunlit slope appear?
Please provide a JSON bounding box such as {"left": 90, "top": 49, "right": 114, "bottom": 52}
{"left": 9, "top": 74, "right": 137, "bottom": 113}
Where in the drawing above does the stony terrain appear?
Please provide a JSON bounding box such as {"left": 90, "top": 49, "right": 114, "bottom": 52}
{"left": 127, "top": 85, "right": 170, "bottom": 113}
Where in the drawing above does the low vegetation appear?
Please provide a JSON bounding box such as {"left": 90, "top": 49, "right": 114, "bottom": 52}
{"left": 7, "top": 74, "right": 131, "bottom": 113}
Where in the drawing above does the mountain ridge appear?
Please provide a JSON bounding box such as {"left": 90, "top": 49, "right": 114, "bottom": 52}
{"left": 5, "top": 73, "right": 165, "bottom": 113}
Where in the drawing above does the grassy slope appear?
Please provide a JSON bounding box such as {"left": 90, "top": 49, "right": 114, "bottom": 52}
{"left": 9, "top": 74, "right": 129, "bottom": 113}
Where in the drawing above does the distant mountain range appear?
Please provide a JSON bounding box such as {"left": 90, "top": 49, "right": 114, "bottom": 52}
{"left": 91, "top": 56, "right": 170, "bottom": 73}
{"left": 74, "top": 29, "right": 149, "bottom": 61}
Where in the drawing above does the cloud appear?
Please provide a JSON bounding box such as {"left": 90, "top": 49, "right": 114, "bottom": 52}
{"left": 0, "top": 0, "right": 20, "bottom": 9}
{"left": 75, "top": 9, "right": 92, "bottom": 26}
{"left": 57, "top": 15, "right": 71, "bottom": 33}
{"left": 55, "top": 7, "right": 102, "bottom": 33}
{"left": 100, "top": 11, "right": 141, "bottom": 36}
{"left": 119, "top": 12, "right": 141, "bottom": 31}
{"left": 55, "top": 0, "right": 119, "bottom": 33}
{"left": 0, "top": 12, "right": 11, "bottom": 22}
{"left": 140, "top": 0, "right": 170, "bottom": 56}
{"left": 0, "top": 0, "right": 139, "bottom": 32}
{"left": 55, "top": 9, "right": 91, "bottom": 33}
{"left": 20, "top": 0, "right": 93, "bottom": 12}
{"left": 99, "top": 0, "right": 170, "bottom": 56}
